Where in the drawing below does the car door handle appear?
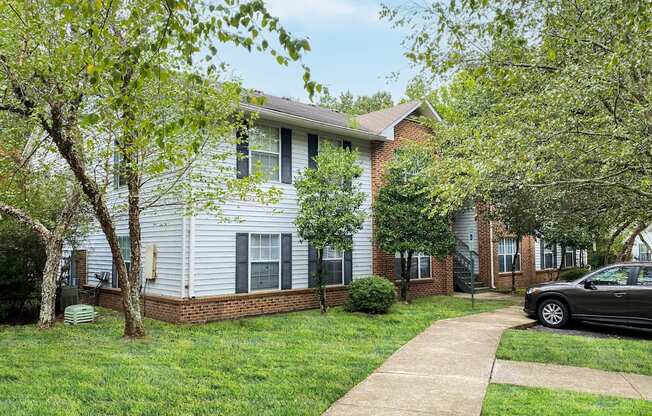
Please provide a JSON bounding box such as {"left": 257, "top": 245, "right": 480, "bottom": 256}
{"left": 613, "top": 292, "right": 627, "bottom": 298}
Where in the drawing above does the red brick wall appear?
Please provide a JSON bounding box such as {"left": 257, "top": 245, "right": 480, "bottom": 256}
{"left": 370, "top": 118, "right": 454, "bottom": 295}
{"left": 83, "top": 283, "right": 443, "bottom": 324}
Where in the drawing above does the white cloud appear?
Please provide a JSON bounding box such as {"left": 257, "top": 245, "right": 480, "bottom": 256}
{"left": 265, "top": 0, "right": 380, "bottom": 24}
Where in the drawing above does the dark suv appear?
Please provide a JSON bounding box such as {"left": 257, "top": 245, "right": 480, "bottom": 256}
{"left": 524, "top": 262, "right": 652, "bottom": 328}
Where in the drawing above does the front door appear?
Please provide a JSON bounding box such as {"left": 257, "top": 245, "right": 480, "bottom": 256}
{"left": 573, "top": 266, "right": 637, "bottom": 319}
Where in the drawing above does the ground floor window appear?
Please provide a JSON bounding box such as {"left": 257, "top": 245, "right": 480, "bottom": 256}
{"left": 498, "top": 238, "right": 520, "bottom": 273}
{"left": 394, "top": 253, "right": 431, "bottom": 280}
{"left": 111, "top": 236, "right": 132, "bottom": 288}
{"left": 323, "top": 246, "right": 344, "bottom": 285}
{"left": 250, "top": 233, "right": 280, "bottom": 291}
{"left": 564, "top": 246, "right": 575, "bottom": 268}
{"left": 540, "top": 239, "right": 555, "bottom": 270}
{"left": 638, "top": 243, "right": 651, "bottom": 262}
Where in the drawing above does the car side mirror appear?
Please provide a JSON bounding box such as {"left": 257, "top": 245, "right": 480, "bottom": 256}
{"left": 584, "top": 279, "right": 596, "bottom": 290}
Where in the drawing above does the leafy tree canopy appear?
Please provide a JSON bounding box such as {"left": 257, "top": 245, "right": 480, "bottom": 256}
{"left": 318, "top": 89, "right": 394, "bottom": 116}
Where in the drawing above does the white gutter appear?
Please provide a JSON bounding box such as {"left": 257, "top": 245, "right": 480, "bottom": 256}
{"left": 241, "top": 104, "right": 389, "bottom": 142}
{"left": 181, "top": 216, "right": 187, "bottom": 298}
{"left": 489, "top": 221, "right": 496, "bottom": 289}
{"left": 189, "top": 215, "right": 196, "bottom": 298}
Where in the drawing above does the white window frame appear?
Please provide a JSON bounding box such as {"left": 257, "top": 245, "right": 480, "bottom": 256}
{"left": 498, "top": 238, "right": 521, "bottom": 273}
{"left": 564, "top": 246, "right": 575, "bottom": 268}
{"left": 394, "top": 253, "right": 431, "bottom": 279}
{"left": 249, "top": 125, "right": 281, "bottom": 183}
{"left": 540, "top": 239, "right": 555, "bottom": 270}
{"left": 323, "top": 246, "right": 344, "bottom": 286}
{"left": 638, "top": 243, "right": 651, "bottom": 261}
{"left": 248, "top": 232, "right": 281, "bottom": 292}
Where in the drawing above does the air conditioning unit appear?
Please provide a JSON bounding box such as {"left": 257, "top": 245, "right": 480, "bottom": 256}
{"left": 143, "top": 243, "right": 158, "bottom": 280}
{"left": 64, "top": 304, "right": 96, "bottom": 325}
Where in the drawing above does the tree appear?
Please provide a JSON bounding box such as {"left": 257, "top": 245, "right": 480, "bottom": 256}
{"left": 318, "top": 89, "right": 394, "bottom": 116}
{"left": 0, "top": 113, "right": 85, "bottom": 328}
{"left": 383, "top": 0, "right": 652, "bottom": 253}
{"left": 294, "top": 141, "right": 366, "bottom": 313}
{"left": 1, "top": 0, "right": 319, "bottom": 337}
{"left": 374, "top": 143, "right": 456, "bottom": 302}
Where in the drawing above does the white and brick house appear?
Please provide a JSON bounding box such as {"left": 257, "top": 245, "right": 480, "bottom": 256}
{"left": 69, "top": 93, "right": 583, "bottom": 323}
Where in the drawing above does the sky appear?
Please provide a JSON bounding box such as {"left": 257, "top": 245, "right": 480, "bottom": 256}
{"left": 216, "top": 0, "right": 416, "bottom": 104}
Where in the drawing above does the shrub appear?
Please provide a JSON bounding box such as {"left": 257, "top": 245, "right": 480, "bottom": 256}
{"left": 346, "top": 276, "right": 395, "bottom": 314}
{"left": 558, "top": 267, "right": 590, "bottom": 281}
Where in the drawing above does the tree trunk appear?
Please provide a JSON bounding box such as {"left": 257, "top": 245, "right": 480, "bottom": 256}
{"left": 400, "top": 251, "right": 413, "bottom": 303}
{"left": 316, "top": 248, "right": 327, "bottom": 313}
{"left": 38, "top": 237, "right": 63, "bottom": 329}
{"left": 618, "top": 222, "right": 648, "bottom": 262}
{"left": 124, "top": 165, "right": 145, "bottom": 337}
{"left": 511, "top": 238, "right": 520, "bottom": 295}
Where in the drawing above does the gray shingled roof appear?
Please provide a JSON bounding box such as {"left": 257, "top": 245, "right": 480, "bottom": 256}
{"left": 355, "top": 101, "right": 420, "bottom": 135}
{"left": 243, "top": 91, "right": 427, "bottom": 137}
{"left": 245, "top": 92, "right": 374, "bottom": 133}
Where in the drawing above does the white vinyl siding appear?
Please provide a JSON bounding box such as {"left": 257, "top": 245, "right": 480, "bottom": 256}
{"left": 453, "top": 207, "right": 478, "bottom": 253}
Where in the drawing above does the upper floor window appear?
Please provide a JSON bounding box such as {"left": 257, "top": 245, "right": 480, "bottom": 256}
{"left": 250, "top": 126, "right": 280, "bottom": 182}
{"left": 250, "top": 233, "right": 280, "bottom": 291}
{"left": 499, "top": 238, "right": 520, "bottom": 273}
{"left": 323, "top": 246, "right": 344, "bottom": 285}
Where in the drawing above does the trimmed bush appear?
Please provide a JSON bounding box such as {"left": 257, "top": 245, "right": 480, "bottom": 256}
{"left": 346, "top": 276, "right": 395, "bottom": 314}
{"left": 558, "top": 267, "right": 590, "bottom": 281}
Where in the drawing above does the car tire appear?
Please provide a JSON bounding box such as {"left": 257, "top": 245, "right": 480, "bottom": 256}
{"left": 537, "top": 299, "right": 569, "bottom": 328}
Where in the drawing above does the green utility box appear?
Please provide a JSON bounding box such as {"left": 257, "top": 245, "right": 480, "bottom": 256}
{"left": 64, "top": 304, "right": 95, "bottom": 325}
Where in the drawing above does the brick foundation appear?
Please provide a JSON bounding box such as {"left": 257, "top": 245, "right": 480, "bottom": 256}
{"left": 83, "top": 282, "right": 444, "bottom": 324}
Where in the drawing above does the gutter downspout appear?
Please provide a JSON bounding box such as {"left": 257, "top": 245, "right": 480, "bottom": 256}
{"left": 181, "top": 216, "right": 187, "bottom": 298}
{"left": 188, "top": 215, "right": 195, "bottom": 298}
{"left": 489, "top": 221, "right": 496, "bottom": 289}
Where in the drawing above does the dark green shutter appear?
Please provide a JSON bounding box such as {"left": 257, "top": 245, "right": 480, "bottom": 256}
{"left": 344, "top": 244, "right": 353, "bottom": 285}
{"left": 281, "top": 233, "right": 292, "bottom": 290}
{"left": 308, "top": 134, "right": 318, "bottom": 169}
{"left": 394, "top": 257, "right": 402, "bottom": 281}
{"left": 572, "top": 248, "right": 577, "bottom": 267}
{"left": 308, "top": 244, "right": 317, "bottom": 288}
{"left": 235, "top": 233, "right": 249, "bottom": 293}
{"left": 343, "top": 141, "right": 352, "bottom": 151}
{"left": 281, "top": 128, "right": 292, "bottom": 184}
{"left": 236, "top": 129, "right": 249, "bottom": 179}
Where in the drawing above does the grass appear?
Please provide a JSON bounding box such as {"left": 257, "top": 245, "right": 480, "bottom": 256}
{"left": 482, "top": 384, "right": 652, "bottom": 416}
{"left": 496, "top": 329, "right": 652, "bottom": 375}
{"left": 0, "top": 296, "right": 511, "bottom": 416}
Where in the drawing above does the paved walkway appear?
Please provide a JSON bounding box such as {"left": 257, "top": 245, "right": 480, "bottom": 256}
{"left": 492, "top": 359, "right": 652, "bottom": 401}
{"left": 323, "top": 306, "right": 534, "bottom": 416}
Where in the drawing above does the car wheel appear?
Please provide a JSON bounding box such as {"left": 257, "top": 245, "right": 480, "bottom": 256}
{"left": 538, "top": 299, "right": 569, "bottom": 328}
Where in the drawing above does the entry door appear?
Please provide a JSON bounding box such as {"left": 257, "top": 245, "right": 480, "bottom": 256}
{"left": 574, "top": 266, "right": 637, "bottom": 318}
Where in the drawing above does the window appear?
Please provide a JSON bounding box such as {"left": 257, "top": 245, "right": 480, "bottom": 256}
{"left": 590, "top": 267, "right": 631, "bottom": 286}
{"left": 250, "top": 126, "right": 280, "bottom": 182}
{"left": 394, "top": 253, "right": 431, "bottom": 280}
{"left": 112, "top": 236, "right": 131, "bottom": 288}
{"left": 638, "top": 243, "right": 651, "bottom": 262}
{"left": 250, "top": 234, "right": 280, "bottom": 291}
{"left": 323, "top": 246, "right": 344, "bottom": 285}
{"left": 541, "top": 239, "right": 555, "bottom": 269}
{"left": 564, "top": 247, "right": 575, "bottom": 268}
{"left": 114, "top": 141, "right": 127, "bottom": 188}
{"left": 636, "top": 267, "right": 652, "bottom": 286}
{"left": 499, "top": 238, "right": 520, "bottom": 273}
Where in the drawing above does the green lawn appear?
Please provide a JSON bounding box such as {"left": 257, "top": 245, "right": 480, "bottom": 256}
{"left": 482, "top": 384, "right": 652, "bottom": 416}
{"left": 0, "top": 296, "right": 511, "bottom": 416}
{"left": 496, "top": 329, "right": 652, "bottom": 375}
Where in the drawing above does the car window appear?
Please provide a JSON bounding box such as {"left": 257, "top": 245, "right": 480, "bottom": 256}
{"left": 590, "top": 267, "right": 631, "bottom": 286}
{"left": 636, "top": 267, "right": 652, "bottom": 286}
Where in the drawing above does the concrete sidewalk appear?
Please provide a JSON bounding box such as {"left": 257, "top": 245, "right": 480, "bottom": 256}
{"left": 492, "top": 359, "right": 652, "bottom": 401}
{"left": 323, "top": 306, "right": 534, "bottom": 416}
